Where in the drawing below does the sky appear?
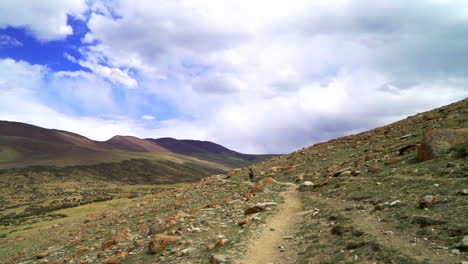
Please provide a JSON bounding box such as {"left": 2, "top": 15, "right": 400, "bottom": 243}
{"left": 0, "top": 0, "right": 467, "bottom": 154}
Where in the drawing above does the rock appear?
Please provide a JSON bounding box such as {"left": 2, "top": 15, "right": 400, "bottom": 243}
{"left": 410, "top": 216, "right": 446, "bottom": 227}
{"left": 374, "top": 204, "right": 385, "bottom": 211}
{"left": 351, "top": 170, "right": 361, "bottom": 176}
{"left": 457, "top": 189, "right": 468, "bottom": 196}
{"left": 447, "top": 162, "right": 457, "bottom": 167}
{"left": 245, "top": 205, "right": 266, "bottom": 214}
{"left": 356, "top": 205, "right": 365, "bottom": 210}
{"left": 102, "top": 239, "right": 116, "bottom": 249}
{"left": 459, "top": 236, "right": 468, "bottom": 250}
{"left": 148, "top": 221, "right": 164, "bottom": 236}
{"left": 346, "top": 242, "right": 368, "bottom": 249}
{"left": 399, "top": 145, "right": 418, "bottom": 156}
{"left": 295, "top": 173, "right": 305, "bottom": 182}
{"left": 149, "top": 235, "right": 181, "bottom": 254}
{"left": 417, "top": 129, "right": 468, "bottom": 161}
{"left": 35, "top": 251, "right": 48, "bottom": 259}
{"left": 134, "top": 240, "right": 145, "bottom": 248}
{"left": 451, "top": 249, "right": 460, "bottom": 256}
{"left": 369, "top": 167, "right": 382, "bottom": 174}
{"left": 237, "top": 216, "right": 254, "bottom": 227}
{"left": 389, "top": 200, "right": 401, "bottom": 207}
{"left": 103, "top": 251, "right": 129, "bottom": 264}
{"left": 209, "top": 254, "right": 227, "bottom": 263}
{"left": 177, "top": 247, "right": 194, "bottom": 256}
{"left": 301, "top": 181, "right": 314, "bottom": 187}
{"left": 216, "top": 239, "right": 227, "bottom": 247}
{"left": 384, "top": 157, "right": 400, "bottom": 165}
{"left": 256, "top": 202, "right": 278, "bottom": 207}
{"left": 419, "top": 195, "right": 437, "bottom": 209}
{"left": 331, "top": 225, "right": 350, "bottom": 236}
{"left": 400, "top": 134, "right": 414, "bottom": 139}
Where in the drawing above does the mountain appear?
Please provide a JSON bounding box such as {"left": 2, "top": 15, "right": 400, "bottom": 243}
{"left": 0, "top": 120, "right": 272, "bottom": 169}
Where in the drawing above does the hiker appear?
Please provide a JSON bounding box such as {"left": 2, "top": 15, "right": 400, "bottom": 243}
{"left": 248, "top": 168, "right": 254, "bottom": 182}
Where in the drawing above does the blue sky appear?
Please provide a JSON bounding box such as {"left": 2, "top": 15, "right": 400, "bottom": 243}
{"left": 0, "top": 0, "right": 467, "bottom": 154}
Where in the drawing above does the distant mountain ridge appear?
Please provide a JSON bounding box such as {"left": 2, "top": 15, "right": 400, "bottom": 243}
{"left": 0, "top": 120, "right": 272, "bottom": 169}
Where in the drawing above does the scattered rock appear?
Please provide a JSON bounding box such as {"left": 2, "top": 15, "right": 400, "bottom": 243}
{"left": 457, "top": 189, "right": 468, "bottom": 196}
{"left": 451, "top": 249, "right": 461, "bottom": 256}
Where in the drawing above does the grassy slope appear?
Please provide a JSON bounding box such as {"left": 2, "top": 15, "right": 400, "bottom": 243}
{"left": 251, "top": 98, "right": 467, "bottom": 263}
{"left": 1, "top": 98, "right": 466, "bottom": 264}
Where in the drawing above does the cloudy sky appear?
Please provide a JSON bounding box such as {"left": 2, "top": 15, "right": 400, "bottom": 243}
{"left": 0, "top": 0, "right": 467, "bottom": 154}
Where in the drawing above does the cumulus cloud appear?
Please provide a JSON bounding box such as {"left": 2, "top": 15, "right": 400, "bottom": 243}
{"left": 2, "top": 0, "right": 468, "bottom": 154}
{"left": 0, "top": 0, "right": 87, "bottom": 40}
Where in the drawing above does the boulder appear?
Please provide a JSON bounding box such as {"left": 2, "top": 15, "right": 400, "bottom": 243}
{"left": 149, "top": 235, "right": 181, "bottom": 254}
{"left": 417, "top": 129, "right": 468, "bottom": 161}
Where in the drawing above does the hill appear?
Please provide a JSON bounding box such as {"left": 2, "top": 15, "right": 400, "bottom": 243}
{"left": 0, "top": 121, "right": 271, "bottom": 170}
{"left": 1, "top": 98, "right": 466, "bottom": 264}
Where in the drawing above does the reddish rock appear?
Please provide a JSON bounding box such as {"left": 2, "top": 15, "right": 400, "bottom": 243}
{"left": 134, "top": 240, "right": 146, "bottom": 248}
{"left": 206, "top": 244, "right": 215, "bottom": 250}
{"left": 74, "top": 247, "right": 88, "bottom": 256}
{"left": 102, "top": 239, "right": 116, "bottom": 249}
{"left": 149, "top": 235, "right": 181, "bottom": 254}
{"left": 237, "top": 216, "right": 254, "bottom": 227}
{"left": 417, "top": 129, "right": 468, "bottom": 161}
{"left": 111, "top": 232, "right": 129, "bottom": 243}
{"left": 383, "top": 157, "right": 400, "bottom": 165}
{"left": 369, "top": 167, "right": 382, "bottom": 173}
{"left": 244, "top": 205, "right": 265, "bottom": 215}
{"left": 103, "top": 251, "right": 129, "bottom": 264}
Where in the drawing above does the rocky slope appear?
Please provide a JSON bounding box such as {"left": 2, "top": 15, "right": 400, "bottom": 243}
{"left": 1, "top": 98, "right": 467, "bottom": 264}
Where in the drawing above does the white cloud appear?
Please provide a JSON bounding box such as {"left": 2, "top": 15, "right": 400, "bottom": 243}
{"left": 0, "top": 35, "right": 22, "bottom": 48}
{"left": 2, "top": 1, "right": 468, "bottom": 154}
{"left": 141, "top": 115, "right": 155, "bottom": 120}
{"left": 0, "top": 0, "right": 87, "bottom": 40}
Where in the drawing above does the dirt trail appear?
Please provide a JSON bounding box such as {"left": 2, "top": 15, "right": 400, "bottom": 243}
{"left": 309, "top": 193, "right": 461, "bottom": 264}
{"left": 237, "top": 184, "right": 302, "bottom": 264}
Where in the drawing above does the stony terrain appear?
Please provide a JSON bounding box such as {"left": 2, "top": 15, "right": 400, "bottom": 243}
{"left": 1, "top": 98, "right": 467, "bottom": 264}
